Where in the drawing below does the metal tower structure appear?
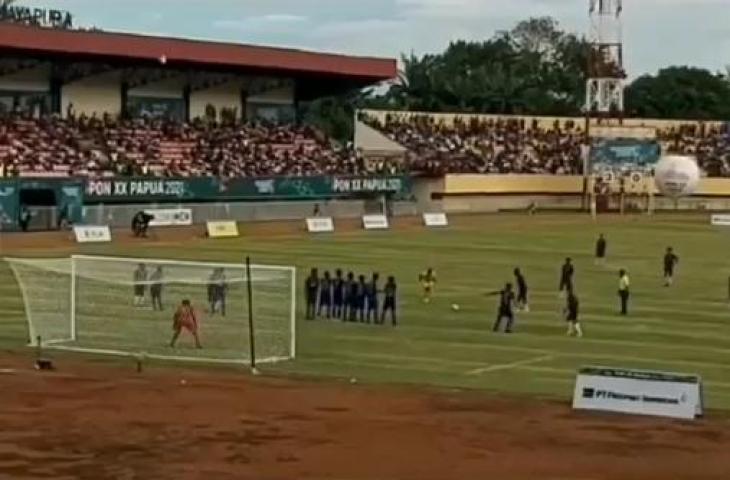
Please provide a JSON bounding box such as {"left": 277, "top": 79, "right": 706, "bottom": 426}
{"left": 586, "top": 0, "right": 626, "bottom": 118}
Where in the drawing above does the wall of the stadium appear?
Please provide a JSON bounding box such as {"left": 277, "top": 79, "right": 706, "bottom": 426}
{"left": 129, "top": 76, "right": 185, "bottom": 98}
{"left": 81, "top": 200, "right": 384, "bottom": 227}
{"left": 247, "top": 85, "right": 293, "bottom": 105}
{"left": 61, "top": 71, "right": 122, "bottom": 118}
{"left": 444, "top": 174, "right": 585, "bottom": 195}
{"left": 189, "top": 82, "right": 241, "bottom": 120}
{"left": 0, "top": 65, "right": 50, "bottom": 92}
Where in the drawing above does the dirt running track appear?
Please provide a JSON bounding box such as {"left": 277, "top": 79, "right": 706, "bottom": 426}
{"left": 0, "top": 354, "right": 729, "bottom": 480}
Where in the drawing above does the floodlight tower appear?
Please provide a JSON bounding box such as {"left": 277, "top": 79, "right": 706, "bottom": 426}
{"left": 586, "top": 0, "right": 626, "bottom": 120}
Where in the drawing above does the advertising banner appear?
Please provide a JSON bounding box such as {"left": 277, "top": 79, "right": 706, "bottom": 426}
{"left": 590, "top": 139, "right": 661, "bottom": 173}
{"left": 572, "top": 367, "right": 703, "bottom": 420}
{"left": 362, "top": 214, "right": 389, "bottom": 230}
{"left": 85, "top": 176, "right": 411, "bottom": 203}
{"left": 146, "top": 208, "right": 193, "bottom": 227}
{"left": 306, "top": 217, "right": 335, "bottom": 233}
{"left": 423, "top": 212, "right": 448, "bottom": 227}
{"left": 206, "top": 221, "right": 239, "bottom": 238}
{"left": 711, "top": 214, "right": 730, "bottom": 226}
{"left": 73, "top": 225, "right": 112, "bottom": 243}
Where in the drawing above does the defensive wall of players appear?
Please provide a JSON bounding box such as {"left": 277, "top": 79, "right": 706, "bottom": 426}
{"left": 6, "top": 173, "right": 730, "bottom": 232}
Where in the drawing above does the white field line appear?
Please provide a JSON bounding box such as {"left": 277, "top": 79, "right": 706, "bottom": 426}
{"left": 326, "top": 333, "right": 730, "bottom": 370}
{"left": 467, "top": 355, "right": 554, "bottom": 375}
{"left": 301, "top": 351, "right": 730, "bottom": 391}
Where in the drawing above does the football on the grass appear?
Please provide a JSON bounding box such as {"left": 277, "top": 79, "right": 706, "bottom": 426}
{"left": 451, "top": 304, "right": 460, "bottom": 311}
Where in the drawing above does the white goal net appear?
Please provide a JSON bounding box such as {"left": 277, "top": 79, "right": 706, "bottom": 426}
{"left": 6, "top": 255, "right": 296, "bottom": 365}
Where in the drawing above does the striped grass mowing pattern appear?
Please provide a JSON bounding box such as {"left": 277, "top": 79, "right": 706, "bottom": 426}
{"left": 1, "top": 214, "right": 730, "bottom": 408}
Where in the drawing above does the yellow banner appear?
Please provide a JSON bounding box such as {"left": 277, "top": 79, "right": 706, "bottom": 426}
{"left": 444, "top": 174, "right": 584, "bottom": 195}
{"left": 206, "top": 221, "right": 239, "bottom": 238}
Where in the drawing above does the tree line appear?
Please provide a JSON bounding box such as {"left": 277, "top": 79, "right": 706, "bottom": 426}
{"left": 304, "top": 17, "right": 730, "bottom": 141}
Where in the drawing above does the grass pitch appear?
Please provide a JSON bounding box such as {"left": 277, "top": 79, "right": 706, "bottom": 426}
{"left": 2, "top": 213, "right": 730, "bottom": 409}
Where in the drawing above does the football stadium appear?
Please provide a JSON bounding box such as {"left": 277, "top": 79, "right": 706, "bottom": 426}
{"left": 1, "top": 2, "right": 730, "bottom": 479}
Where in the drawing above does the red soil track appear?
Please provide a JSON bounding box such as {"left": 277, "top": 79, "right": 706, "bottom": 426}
{"left": 1, "top": 353, "right": 730, "bottom": 480}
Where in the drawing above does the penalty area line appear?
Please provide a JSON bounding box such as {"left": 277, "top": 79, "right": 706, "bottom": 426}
{"left": 467, "top": 354, "right": 554, "bottom": 376}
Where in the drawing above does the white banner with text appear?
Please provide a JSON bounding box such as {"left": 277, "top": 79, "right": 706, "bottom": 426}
{"left": 711, "top": 214, "right": 730, "bottom": 226}
{"left": 572, "top": 367, "right": 703, "bottom": 420}
{"left": 423, "top": 212, "right": 448, "bottom": 227}
{"left": 362, "top": 214, "right": 389, "bottom": 230}
{"left": 145, "top": 208, "right": 193, "bottom": 227}
{"left": 306, "top": 217, "right": 335, "bottom": 233}
{"left": 74, "top": 225, "right": 112, "bottom": 243}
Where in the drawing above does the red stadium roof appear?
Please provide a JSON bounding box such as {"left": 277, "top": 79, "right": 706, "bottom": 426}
{"left": 0, "top": 23, "right": 397, "bottom": 84}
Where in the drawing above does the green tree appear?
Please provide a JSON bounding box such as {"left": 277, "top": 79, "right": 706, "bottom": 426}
{"left": 625, "top": 67, "right": 730, "bottom": 119}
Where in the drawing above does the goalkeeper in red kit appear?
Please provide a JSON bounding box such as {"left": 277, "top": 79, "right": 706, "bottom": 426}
{"left": 170, "top": 299, "right": 202, "bottom": 349}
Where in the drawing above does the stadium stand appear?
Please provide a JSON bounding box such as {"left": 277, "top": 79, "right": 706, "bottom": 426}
{"left": 364, "top": 112, "right": 730, "bottom": 178}
{"left": 362, "top": 112, "right": 587, "bottom": 176}
{"left": 0, "top": 113, "right": 371, "bottom": 178}
{"left": 657, "top": 124, "right": 730, "bottom": 178}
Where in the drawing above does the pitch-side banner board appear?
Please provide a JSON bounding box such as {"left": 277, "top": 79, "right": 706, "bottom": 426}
{"left": 572, "top": 367, "right": 703, "bottom": 420}
{"left": 362, "top": 214, "right": 389, "bottom": 230}
{"left": 206, "top": 221, "right": 239, "bottom": 238}
{"left": 74, "top": 225, "right": 112, "bottom": 243}
{"left": 306, "top": 217, "right": 334, "bottom": 233}
{"left": 711, "top": 214, "right": 730, "bottom": 226}
{"left": 85, "top": 176, "right": 411, "bottom": 203}
{"left": 423, "top": 212, "right": 448, "bottom": 227}
{"left": 146, "top": 208, "right": 193, "bottom": 227}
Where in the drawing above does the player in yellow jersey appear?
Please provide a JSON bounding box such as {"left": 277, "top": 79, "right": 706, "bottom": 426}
{"left": 419, "top": 268, "right": 437, "bottom": 303}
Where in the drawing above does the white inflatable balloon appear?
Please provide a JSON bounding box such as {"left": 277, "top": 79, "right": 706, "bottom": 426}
{"left": 654, "top": 155, "right": 700, "bottom": 198}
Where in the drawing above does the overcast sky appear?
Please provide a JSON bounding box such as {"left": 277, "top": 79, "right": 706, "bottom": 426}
{"left": 40, "top": 0, "right": 729, "bottom": 78}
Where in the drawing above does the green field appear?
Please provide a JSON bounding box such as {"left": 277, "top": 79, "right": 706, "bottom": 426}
{"left": 2, "top": 214, "right": 730, "bottom": 408}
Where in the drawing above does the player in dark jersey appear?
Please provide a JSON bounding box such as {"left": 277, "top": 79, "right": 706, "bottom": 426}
{"left": 489, "top": 283, "right": 516, "bottom": 333}
{"left": 559, "top": 258, "right": 574, "bottom": 295}
{"left": 595, "top": 234, "right": 607, "bottom": 265}
{"left": 663, "top": 247, "right": 679, "bottom": 286}
{"left": 317, "top": 271, "right": 333, "bottom": 319}
{"left": 344, "top": 272, "right": 356, "bottom": 322}
{"left": 381, "top": 276, "right": 397, "bottom": 326}
{"left": 514, "top": 268, "right": 529, "bottom": 312}
{"left": 365, "top": 273, "right": 379, "bottom": 323}
{"left": 354, "top": 275, "right": 367, "bottom": 322}
{"left": 564, "top": 289, "right": 583, "bottom": 337}
{"left": 133, "top": 263, "right": 147, "bottom": 306}
{"left": 214, "top": 268, "right": 228, "bottom": 316}
{"left": 332, "top": 269, "right": 345, "bottom": 319}
{"left": 305, "top": 268, "right": 319, "bottom": 320}
{"left": 150, "top": 266, "right": 163, "bottom": 311}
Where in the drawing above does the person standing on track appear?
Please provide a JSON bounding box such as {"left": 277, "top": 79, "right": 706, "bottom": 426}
{"left": 618, "top": 269, "right": 630, "bottom": 316}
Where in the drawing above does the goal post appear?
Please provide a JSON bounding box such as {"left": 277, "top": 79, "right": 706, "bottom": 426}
{"left": 5, "top": 255, "right": 296, "bottom": 366}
